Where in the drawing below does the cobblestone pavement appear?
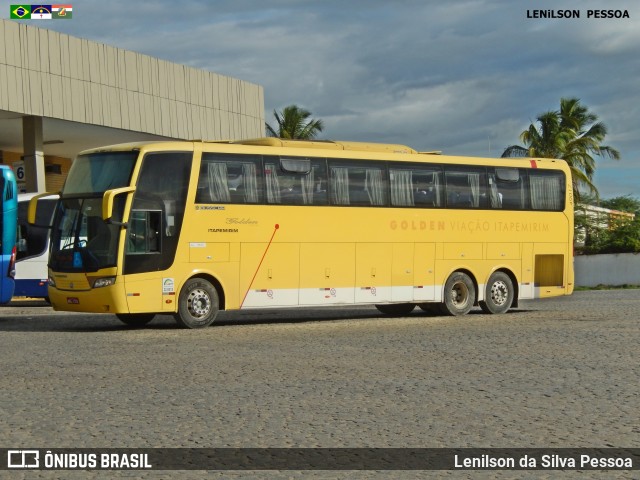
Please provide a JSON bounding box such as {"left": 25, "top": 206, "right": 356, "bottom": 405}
{"left": 0, "top": 290, "right": 638, "bottom": 479}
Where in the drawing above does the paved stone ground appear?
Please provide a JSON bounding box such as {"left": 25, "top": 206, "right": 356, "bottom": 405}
{"left": 0, "top": 290, "right": 638, "bottom": 479}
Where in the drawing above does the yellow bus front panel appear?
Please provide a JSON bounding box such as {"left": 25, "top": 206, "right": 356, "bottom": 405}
{"left": 49, "top": 272, "right": 129, "bottom": 314}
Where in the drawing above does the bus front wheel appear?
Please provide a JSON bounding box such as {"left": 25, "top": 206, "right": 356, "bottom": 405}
{"left": 174, "top": 278, "right": 219, "bottom": 329}
{"left": 440, "top": 272, "right": 476, "bottom": 316}
{"left": 479, "top": 271, "right": 514, "bottom": 314}
{"left": 116, "top": 313, "right": 155, "bottom": 327}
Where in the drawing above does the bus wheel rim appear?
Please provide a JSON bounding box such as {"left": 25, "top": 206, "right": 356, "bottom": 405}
{"left": 187, "top": 288, "right": 211, "bottom": 318}
{"left": 450, "top": 281, "right": 469, "bottom": 307}
{"left": 491, "top": 280, "right": 508, "bottom": 306}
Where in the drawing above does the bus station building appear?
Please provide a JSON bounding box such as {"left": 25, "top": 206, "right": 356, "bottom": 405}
{"left": 0, "top": 19, "right": 265, "bottom": 193}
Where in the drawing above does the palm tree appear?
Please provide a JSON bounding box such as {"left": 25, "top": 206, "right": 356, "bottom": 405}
{"left": 266, "top": 105, "right": 324, "bottom": 140}
{"left": 502, "top": 98, "right": 620, "bottom": 199}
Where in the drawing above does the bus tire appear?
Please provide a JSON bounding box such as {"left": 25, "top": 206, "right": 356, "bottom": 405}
{"left": 116, "top": 313, "right": 155, "bottom": 327}
{"left": 440, "top": 271, "right": 476, "bottom": 316}
{"left": 375, "top": 303, "right": 415, "bottom": 316}
{"left": 480, "top": 271, "right": 514, "bottom": 314}
{"left": 174, "top": 278, "right": 219, "bottom": 329}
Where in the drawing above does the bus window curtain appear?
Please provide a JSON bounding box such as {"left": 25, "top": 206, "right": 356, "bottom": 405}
{"left": 468, "top": 173, "right": 480, "bottom": 207}
{"left": 331, "top": 167, "right": 350, "bottom": 205}
{"left": 242, "top": 163, "right": 259, "bottom": 203}
{"left": 390, "top": 170, "right": 414, "bottom": 206}
{"left": 365, "top": 169, "right": 386, "bottom": 206}
{"left": 301, "top": 168, "right": 315, "bottom": 205}
{"left": 432, "top": 172, "right": 442, "bottom": 207}
{"left": 489, "top": 175, "right": 502, "bottom": 208}
{"left": 207, "top": 162, "right": 230, "bottom": 202}
{"left": 530, "top": 175, "right": 562, "bottom": 210}
{"left": 265, "top": 163, "right": 281, "bottom": 204}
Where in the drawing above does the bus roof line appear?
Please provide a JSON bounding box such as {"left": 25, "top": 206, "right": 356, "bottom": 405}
{"left": 214, "top": 137, "right": 420, "bottom": 154}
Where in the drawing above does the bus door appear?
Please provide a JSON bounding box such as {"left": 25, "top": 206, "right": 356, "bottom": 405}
{"left": 123, "top": 205, "right": 165, "bottom": 312}
{"left": 122, "top": 152, "right": 192, "bottom": 314}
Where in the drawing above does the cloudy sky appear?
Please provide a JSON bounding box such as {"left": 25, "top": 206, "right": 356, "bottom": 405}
{"left": 11, "top": 0, "right": 640, "bottom": 198}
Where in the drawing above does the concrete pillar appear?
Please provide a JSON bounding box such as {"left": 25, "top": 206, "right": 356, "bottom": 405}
{"left": 22, "top": 115, "right": 47, "bottom": 193}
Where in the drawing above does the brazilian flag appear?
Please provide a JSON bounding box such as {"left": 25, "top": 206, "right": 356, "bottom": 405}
{"left": 10, "top": 5, "right": 31, "bottom": 19}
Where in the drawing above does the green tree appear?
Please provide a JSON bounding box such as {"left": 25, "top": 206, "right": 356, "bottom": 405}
{"left": 604, "top": 218, "right": 640, "bottom": 253}
{"left": 502, "top": 98, "right": 620, "bottom": 200}
{"left": 266, "top": 105, "right": 324, "bottom": 140}
{"left": 600, "top": 195, "right": 640, "bottom": 216}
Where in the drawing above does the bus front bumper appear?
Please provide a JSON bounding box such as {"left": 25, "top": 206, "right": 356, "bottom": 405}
{"left": 48, "top": 283, "right": 129, "bottom": 314}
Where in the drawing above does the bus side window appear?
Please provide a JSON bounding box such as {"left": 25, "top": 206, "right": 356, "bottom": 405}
{"left": 127, "top": 210, "right": 161, "bottom": 254}
{"left": 348, "top": 171, "right": 369, "bottom": 205}
{"left": 489, "top": 168, "right": 527, "bottom": 210}
{"left": 444, "top": 167, "right": 487, "bottom": 209}
{"left": 390, "top": 167, "right": 443, "bottom": 207}
{"left": 277, "top": 175, "right": 303, "bottom": 205}
{"left": 266, "top": 157, "right": 327, "bottom": 206}
{"left": 198, "top": 154, "right": 263, "bottom": 204}
{"left": 529, "top": 171, "right": 565, "bottom": 211}
{"left": 414, "top": 173, "right": 442, "bottom": 207}
{"left": 330, "top": 161, "right": 387, "bottom": 207}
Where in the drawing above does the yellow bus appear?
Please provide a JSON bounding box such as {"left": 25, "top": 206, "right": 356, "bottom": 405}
{"left": 30, "top": 138, "right": 574, "bottom": 328}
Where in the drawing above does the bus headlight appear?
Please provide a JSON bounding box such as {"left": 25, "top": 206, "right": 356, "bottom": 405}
{"left": 48, "top": 276, "right": 56, "bottom": 288}
{"left": 91, "top": 277, "right": 116, "bottom": 288}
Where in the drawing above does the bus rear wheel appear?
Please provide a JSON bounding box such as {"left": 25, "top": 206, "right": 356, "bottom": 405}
{"left": 116, "top": 313, "right": 155, "bottom": 327}
{"left": 480, "top": 271, "right": 514, "bottom": 314}
{"left": 440, "top": 272, "right": 476, "bottom": 316}
{"left": 375, "top": 303, "right": 415, "bottom": 316}
{"left": 174, "top": 278, "right": 219, "bottom": 329}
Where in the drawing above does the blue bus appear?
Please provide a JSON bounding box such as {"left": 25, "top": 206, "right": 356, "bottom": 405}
{"left": 0, "top": 165, "right": 18, "bottom": 304}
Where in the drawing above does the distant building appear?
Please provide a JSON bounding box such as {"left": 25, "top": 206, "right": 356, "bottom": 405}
{"left": 575, "top": 204, "right": 635, "bottom": 247}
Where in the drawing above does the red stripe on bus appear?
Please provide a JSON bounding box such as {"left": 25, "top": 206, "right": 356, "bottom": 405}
{"left": 241, "top": 224, "right": 280, "bottom": 308}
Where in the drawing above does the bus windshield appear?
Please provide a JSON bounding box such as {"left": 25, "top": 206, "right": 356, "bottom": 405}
{"left": 50, "top": 195, "right": 126, "bottom": 272}
{"left": 64, "top": 151, "right": 137, "bottom": 195}
{"left": 50, "top": 151, "right": 136, "bottom": 272}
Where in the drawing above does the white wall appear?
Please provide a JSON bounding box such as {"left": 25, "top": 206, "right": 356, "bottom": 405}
{"left": 574, "top": 253, "right": 640, "bottom": 287}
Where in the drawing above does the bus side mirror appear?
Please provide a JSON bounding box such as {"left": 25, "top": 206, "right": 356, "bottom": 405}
{"left": 102, "top": 186, "right": 136, "bottom": 225}
{"left": 27, "top": 192, "right": 59, "bottom": 226}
